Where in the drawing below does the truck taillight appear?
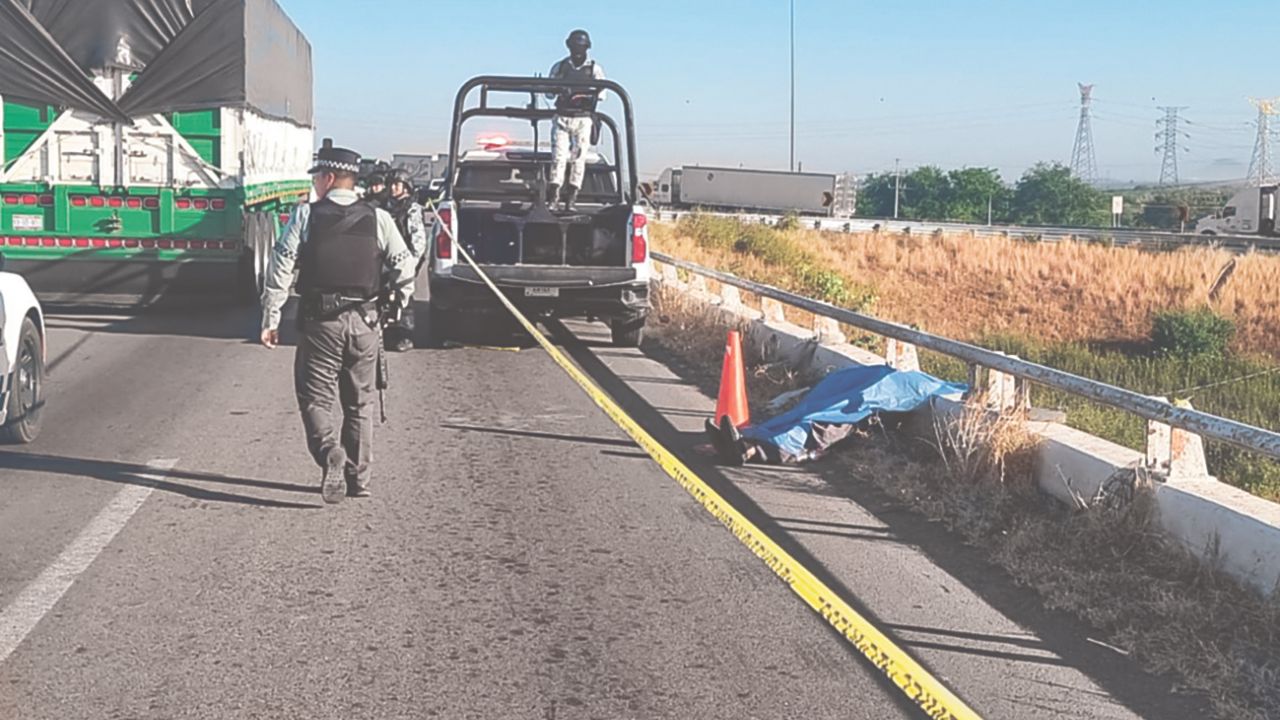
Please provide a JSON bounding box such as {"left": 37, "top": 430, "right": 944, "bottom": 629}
{"left": 436, "top": 209, "right": 453, "bottom": 259}
{"left": 631, "top": 212, "right": 648, "bottom": 263}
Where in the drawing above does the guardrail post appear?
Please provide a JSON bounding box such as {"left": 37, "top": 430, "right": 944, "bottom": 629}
{"left": 761, "top": 297, "right": 787, "bottom": 324}
{"left": 689, "top": 273, "right": 708, "bottom": 294}
{"left": 659, "top": 262, "right": 680, "bottom": 285}
{"left": 1146, "top": 398, "right": 1213, "bottom": 481}
{"left": 813, "top": 315, "right": 846, "bottom": 345}
{"left": 886, "top": 339, "right": 920, "bottom": 373}
{"left": 720, "top": 284, "right": 743, "bottom": 308}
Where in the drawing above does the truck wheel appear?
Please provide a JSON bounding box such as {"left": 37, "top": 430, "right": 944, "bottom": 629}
{"left": 610, "top": 316, "right": 646, "bottom": 348}
{"left": 1, "top": 317, "right": 45, "bottom": 444}
{"left": 424, "top": 304, "right": 455, "bottom": 348}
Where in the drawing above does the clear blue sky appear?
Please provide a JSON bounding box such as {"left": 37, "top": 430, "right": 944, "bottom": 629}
{"left": 280, "top": 0, "right": 1273, "bottom": 185}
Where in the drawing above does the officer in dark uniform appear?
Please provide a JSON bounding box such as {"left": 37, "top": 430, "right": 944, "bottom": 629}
{"left": 260, "top": 139, "right": 416, "bottom": 504}
{"left": 382, "top": 168, "right": 428, "bottom": 352}
{"left": 363, "top": 170, "right": 389, "bottom": 209}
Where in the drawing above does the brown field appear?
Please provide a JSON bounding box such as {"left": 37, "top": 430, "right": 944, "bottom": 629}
{"left": 653, "top": 224, "right": 1280, "bottom": 359}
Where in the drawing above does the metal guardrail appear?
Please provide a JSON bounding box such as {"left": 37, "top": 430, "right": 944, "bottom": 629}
{"left": 653, "top": 251, "right": 1280, "bottom": 462}
{"left": 652, "top": 209, "right": 1280, "bottom": 253}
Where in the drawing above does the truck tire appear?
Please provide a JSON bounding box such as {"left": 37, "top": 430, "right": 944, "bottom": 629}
{"left": 424, "top": 304, "right": 456, "bottom": 348}
{"left": 1, "top": 317, "right": 45, "bottom": 444}
{"left": 610, "top": 316, "right": 646, "bottom": 348}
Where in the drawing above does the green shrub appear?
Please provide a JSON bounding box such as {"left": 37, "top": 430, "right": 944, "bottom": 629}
{"left": 776, "top": 212, "right": 801, "bottom": 231}
{"left": 1151, "top": 308, "right": 1235, "bottom": 359}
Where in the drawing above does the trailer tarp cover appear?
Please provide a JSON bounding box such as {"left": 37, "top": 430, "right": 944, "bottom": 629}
{"left": 0, "top": 0, "right": 312, "bottom": 126}
{"left": 0, "top": 1, "right": 129, "bottom": 120}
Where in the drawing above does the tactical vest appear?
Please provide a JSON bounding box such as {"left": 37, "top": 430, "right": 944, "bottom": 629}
{"left": 297, "top": 198, "right": 380, "bottom": 299}
{"left": 555, "top": 59, "right": 598, "bottom": 114}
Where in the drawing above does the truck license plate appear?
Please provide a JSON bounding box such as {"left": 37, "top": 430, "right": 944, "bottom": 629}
{"left": 12, "top": 215, "right": 43, "bottom": 231}
{"left": 524, "top": 287, "right": 560, "bottom": 298}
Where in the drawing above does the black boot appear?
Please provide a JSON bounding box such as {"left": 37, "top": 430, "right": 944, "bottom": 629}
{"left": 564, "top": 186, "right": 579, "bottom": 212}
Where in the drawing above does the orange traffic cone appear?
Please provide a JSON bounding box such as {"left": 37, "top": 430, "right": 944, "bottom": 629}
{"left": 714, "top": 330, "right": 750, "bottom": 429}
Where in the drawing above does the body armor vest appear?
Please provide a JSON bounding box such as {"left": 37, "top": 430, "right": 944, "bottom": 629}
{"left": 555, "top": 59, "right": 598, "bottom": 114}
{"left": 298, "top": 198, "right": 380, "bottom": 299}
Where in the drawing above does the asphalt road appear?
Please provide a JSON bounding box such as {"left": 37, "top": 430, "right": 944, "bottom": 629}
{"left": 0, "top": 302, "right": 1201, "bottom": 719}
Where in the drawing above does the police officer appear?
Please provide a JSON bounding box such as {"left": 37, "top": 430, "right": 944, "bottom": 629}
{"left": 363, "top": 170, "right": 388, "bottom": 208}
{"left": 382, "top": 168, "right": 427, "bottom": 352}
{"left": 546, "top": 29, "right": 606, "bottom": 211}
{"left": 260, "top": 139, "right": 416, "bottom": 504}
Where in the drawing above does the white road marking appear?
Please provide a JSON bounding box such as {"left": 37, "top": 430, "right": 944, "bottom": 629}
{"left": 0, "top": 458, "right": 177, "bottom": 664}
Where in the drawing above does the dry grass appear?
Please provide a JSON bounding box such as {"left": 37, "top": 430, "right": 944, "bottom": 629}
{"left": 647, "top": 283, "right": 1280, "bottom": 720}
{"left": 654, "top": 223, "right": 1280, "bottom": 359}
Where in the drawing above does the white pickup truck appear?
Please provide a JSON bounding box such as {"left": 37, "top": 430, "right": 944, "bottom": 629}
{"left": 0, "top": 252, "right": 46, "bottom": 443}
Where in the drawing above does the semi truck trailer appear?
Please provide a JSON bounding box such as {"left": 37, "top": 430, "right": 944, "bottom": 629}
{"left": 0, "top": 0, "right": 314, "bottom": 305}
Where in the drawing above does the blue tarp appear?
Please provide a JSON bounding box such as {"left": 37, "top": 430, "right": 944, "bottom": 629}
{"left": 741, "top": 365, "right": 967, "bottom": 457}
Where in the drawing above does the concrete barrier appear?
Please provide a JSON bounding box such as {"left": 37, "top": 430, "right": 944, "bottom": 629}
{"left": 658, "top": 268, "right": 1280, "bottom": 596}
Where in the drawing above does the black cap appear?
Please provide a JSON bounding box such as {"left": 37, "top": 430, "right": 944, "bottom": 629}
{"left": 309, "top": 138, "right": 361, "bottom": 174}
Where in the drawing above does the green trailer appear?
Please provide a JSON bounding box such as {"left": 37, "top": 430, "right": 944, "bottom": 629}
{"left": 0, "top": 0, "right": 314, "bottom": 305}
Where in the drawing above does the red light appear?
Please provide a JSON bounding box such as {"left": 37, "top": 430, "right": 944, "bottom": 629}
{"left": 90, "top": 197, "right": 105, "bottom": 207}
{"left": 39, "top": 194, "right": 53, "bottom": 206}
{"left": 188, "top": 240, "right": 205, "bottom": 250}
{"left": 143, "top": 197, "right": 159, "bottom": 209}
{"left": 221, "top": 241, "right": 237, "bottom": 250}
{"left": 435, "top": 209, "right": 453, "bottom": 259}
{"left": 157, "top": 240, "right": 172, "bottom": 249}
{"left": 108, "top": 197, "right": 123, "bottom": 208}
{"left": 278, "top": 213, "right": 291, "bottom": 225}
{"left": 91, "top": 239, "right": 107, "bottom": 248}
{"left": 632, "top": 233, "right": 647, "bottom": 263}
{"left": 71, "top": 196, "right": 87, "bottom": 207}
{"left": 210, "top": 199, "right": 226, "bottom": 210}
{"left": 40, "top": 238, "right": 55, "bottom": 247}
{"left": 74, "top": 238, "right": 89, "bottom": 248}
{"left": 126, "top": 198, "right": 142, "bottom": 209}
{"left": 107, "top": 239, "right": 121, "bottom": 248}
{"left": 476, "top": 135, "right": 510, "bottom": 151}
{"left": 21, "top": 195, "right": 37, "bottom": 205}
{"left": 124, "top": 239, "right": 139, "bottom": 248}
{"left": 176, "top": 198, "right": 192, "bottom": 209}
{"left": 193, "top": 199, "right": 209, "bottom": 210}
{"left": 2, "top": 196, "right": 17, "bottom": 205}
{"left": 141, "top": 239, "right": 156, "bottom": 248}
{"left": 631, "top": 213, "right": 648, "bottom": 263}
{"left": 7, "top": 237, "right": 21, "bottom": 246}
{"left": 58, "top": 238, "right": 72, "bottom": 247}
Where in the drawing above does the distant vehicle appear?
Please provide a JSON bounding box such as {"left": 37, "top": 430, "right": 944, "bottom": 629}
{"left": 0, "top": 252, "right": 45, "bottom": 443}
{"left": 651, "top": 166, "right": 837, "bottom": 216}
{"left": 1195, "top": 185, "right": 1278, "bottom": 237}
{"left": 428, "top": 76, "right": 651, "bottom": 347}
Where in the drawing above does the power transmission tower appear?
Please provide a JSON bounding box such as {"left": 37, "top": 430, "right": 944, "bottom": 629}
{"left": 1070, "top": 83, "right": 1098, "bottom": 184}
{"left": 1155, "top": 106, "right": 1188, "bottom": 185}
{"left": 1247, "top": 97, "right": 1279, "bottom": 186}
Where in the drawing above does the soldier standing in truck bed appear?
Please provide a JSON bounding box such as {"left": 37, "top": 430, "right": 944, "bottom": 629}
{"left": 260, "top": 140, "right": 415, "bottom": 503}
{"left": 546, "top": 29, "right": 606, "bottom": 212}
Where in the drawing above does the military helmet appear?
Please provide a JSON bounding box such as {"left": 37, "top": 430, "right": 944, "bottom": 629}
{"left": 566, "top": 29, "right": 591, "bottom": 51}
{"left": 388, "top": 168, "right": 413, "bottom": 187}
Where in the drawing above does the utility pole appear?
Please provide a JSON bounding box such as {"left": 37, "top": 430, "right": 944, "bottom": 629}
{"left": 893, "top": 158, "right": 901, "bottom": 219}
{"left": 987, "top": 194, "right": 993, "bottom": 226}
{"left": 1070, "top": 83, "right": 1098, "bottom": 184}
{"left": 1247, "top": 97, "right": 1279, "bottom": 186}
{"left": 1156, "top": 106, "right": 1188, "bottom": 186}
{"left": 789, "top": 0, "right": 795, "bottom": 173}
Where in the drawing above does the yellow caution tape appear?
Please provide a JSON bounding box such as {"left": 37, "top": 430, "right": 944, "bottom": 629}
{"left": 442, "top": 340, "right": 523, "bottom": 352}
{"left": 448, "top": 230, "right": 981, "bottom": 719}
